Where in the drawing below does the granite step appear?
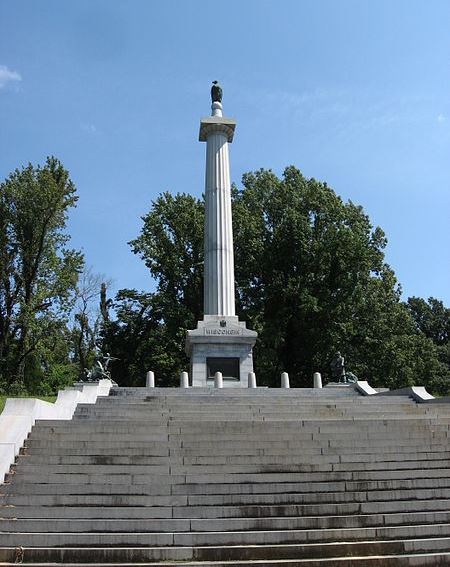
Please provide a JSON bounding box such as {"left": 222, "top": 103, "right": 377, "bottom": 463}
{"left": 3, "top": 511, "right": 450, "bottom": 533}
{"left": 0, "top": 556, "right": 450, "bottom": 567}
{"left": 14, "top": 450, "right": 450, "bottom": 464}
{"left": 3, "top": 498, "right": 450, "bottom": 519}
{"left": 7, "top": 468, "right": 450, "bottom": 487}
{"left": 3, "top": 486, "right": 450, "bottom": 507}
{"left": 0, "top": 541, "right": 450, "bottom": 563}
{"left": 3, "top": 522, "right": 450, "bottom": 546}
{"left": 4, "top": 478, "right": 450, "bottom": 497}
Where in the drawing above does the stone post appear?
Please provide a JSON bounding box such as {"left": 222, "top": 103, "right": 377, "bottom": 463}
{"left": 281, "top": 372, "right": 290, "bottom": 389}
{"left": 214, "top": 372, "right": 223, "bottom": 389}
{"left": 313, "top": 372, "right": 322, "bottom": 389}
{"left": 180, "top": 372, "right": 189, "bottom": 388}
{"left": 146, "top": 371, "right": 155, "bottom": 388}
{"left": 248, "top": 372, "right": 257, "bottom": 388}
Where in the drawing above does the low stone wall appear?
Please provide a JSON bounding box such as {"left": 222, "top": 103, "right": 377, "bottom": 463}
{"left": 0, "top": 379, "right": 113, "bottom": 482}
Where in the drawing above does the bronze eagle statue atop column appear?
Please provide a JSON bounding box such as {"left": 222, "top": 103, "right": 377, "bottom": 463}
{"left": 211, "top": 80, "right": 223, "bottom": 103}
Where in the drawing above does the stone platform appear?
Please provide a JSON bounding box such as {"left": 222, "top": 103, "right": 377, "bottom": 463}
{"left": 1, "top": 386, "right": 450, "bottom": 565}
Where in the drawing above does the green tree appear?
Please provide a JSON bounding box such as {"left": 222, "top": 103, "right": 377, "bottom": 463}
{"left": 405, "top": 297, "right": 450, "bottom": 394}
{"left": 0, "top": 157, "right": 83, "bottom": 393}
{"left": 406, "top": 297, "right": 450, "bottom": 346}
{"left": 102, "top": 192, "right": 204, "bottom": 385}
{"left": 101, "top": 290, "right": 183, "bottom": 387}
{"left": 232, "top": 167, "right": 442, "bottom": 388}
{"left": 109, "top": 166, "right": 445, "bottom": 391}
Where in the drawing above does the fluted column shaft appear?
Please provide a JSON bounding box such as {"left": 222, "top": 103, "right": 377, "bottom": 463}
{"left": 204, "top": 129, "right": 235, "bottom": 316}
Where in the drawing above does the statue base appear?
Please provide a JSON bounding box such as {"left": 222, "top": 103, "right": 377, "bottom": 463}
{"left": 185, "top": 315, "right": 257, "bottom": 387}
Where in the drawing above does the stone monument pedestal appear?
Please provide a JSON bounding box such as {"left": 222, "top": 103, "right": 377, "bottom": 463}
{"left": 186, "top": 316, "right": 257, "bottom": 387}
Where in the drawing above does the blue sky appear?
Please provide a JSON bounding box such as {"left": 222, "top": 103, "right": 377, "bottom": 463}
{"left": 1, "top": 0, "right": 449, "bottom": 304}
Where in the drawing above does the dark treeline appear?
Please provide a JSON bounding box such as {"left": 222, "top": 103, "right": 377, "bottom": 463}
{"left": 1, "top": 159, "right": 449, "bottom": 395}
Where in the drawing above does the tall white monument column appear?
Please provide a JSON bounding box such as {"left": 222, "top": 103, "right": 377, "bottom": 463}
{"left": 203, "top": 101, "right": 236, "bottom": 317}
{"left": 186, "top": 82, "right": 257, "bottom": 387}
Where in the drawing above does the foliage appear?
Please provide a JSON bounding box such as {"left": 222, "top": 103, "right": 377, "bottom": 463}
{"left": 232, "top": 167, "right": 442, "bottom": 388}
{"left": 406, "top": 297, "right": 450, "bottom": 346}
{"left": 101, "top": 290, "right": 185, "bottom": 386}
{"left": 0, "top": 157, "right": 83, "bottom": 393}
{"left": 103, "top": 192, "right": 204, "bottom": 385}
{"left": 108, "top": 166, "right": 447, "bottom": 392}
{"left": 405, "top": 297, "right": 450, "bottom": 395}
{"left": 71, "top": 268, "right": 112, "bottom": 378}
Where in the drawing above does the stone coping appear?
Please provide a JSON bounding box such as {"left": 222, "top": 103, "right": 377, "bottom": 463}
{"left": 0, "top": 379, "right": 113, "bottom": 483}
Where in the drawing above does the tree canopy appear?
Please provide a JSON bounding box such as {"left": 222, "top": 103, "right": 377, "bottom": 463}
{"left": 0, "top": 157, "right": 83, "bottom": 393}
{"left": 106, "top": 166, "right": 448, "bottom": 393}
{"left": 1, "top": 160, "right": 447, "bottom": 395}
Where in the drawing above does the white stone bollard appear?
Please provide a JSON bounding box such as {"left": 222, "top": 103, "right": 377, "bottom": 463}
{"left": 146, "top": 371, "right": 155, "bottom": 388}
{"left": 248, "top": 372, "right": 257, "bottom": 388}
{"left": 313, "top": 372, "right": 323, "bottom": 389}
{"left": 281, "top": 372, "right": 290, "bottom": 389}
{"left": 180, "top": 371, "right": 189, "bottom": 388}
{"left": 214, "top": 372, "right": 223, "bottom": 389}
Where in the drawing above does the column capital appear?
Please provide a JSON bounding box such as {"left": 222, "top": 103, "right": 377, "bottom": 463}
{"left": 199, "top": 116, "right": 236, "bottom": 143}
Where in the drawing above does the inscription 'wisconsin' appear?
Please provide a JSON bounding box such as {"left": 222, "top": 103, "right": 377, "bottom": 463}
{"left": 204, "top": 327, "right": 243, "bottom": 336}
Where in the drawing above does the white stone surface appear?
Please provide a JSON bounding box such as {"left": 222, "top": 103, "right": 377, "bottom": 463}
{"left": 203, "top": 123, "right": 235, "bottom": 316}
{"left": 146, "top": 371, "right": 155, "bottom": 388}
{"left": 281, "top": 372, "right": 290, "bottom": 389}
{"left": 180, "top": 372, "right": 189, "bottom": 388}
{"left": 211, "top": 101, "right": 222, "bottom": 117}
{"left": 375, "top": 385, "right": 435, "bottom": 403}
{"left": 0, "top": 379, "right": 113, "bottom": 483}
{"left": 355, "top": 380, "right": 378, "bottom": 396}
{"left": 248, "top": 372, "right": 257, "bottom": 388}
{"left": 214, "top": 372, "right": 223, "bottom": 389}
{"left": 313, "top": 372, "right": 322, "bottom": 389}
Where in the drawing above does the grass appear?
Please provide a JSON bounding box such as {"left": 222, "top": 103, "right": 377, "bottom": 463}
{"left": 0, "top": 395, "right": 56, "bottom": 415}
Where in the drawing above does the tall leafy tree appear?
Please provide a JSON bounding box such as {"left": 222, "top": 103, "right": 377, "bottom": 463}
{"left": 0, "top": 157, "right": 83, "bottom": 393}
{"left": 232, "top": 167, "right": 443, "bottom": 388}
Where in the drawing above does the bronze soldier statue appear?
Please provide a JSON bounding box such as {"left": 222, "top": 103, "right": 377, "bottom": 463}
{"left": 330, "top": 351, "right": 346, "bottom": 383}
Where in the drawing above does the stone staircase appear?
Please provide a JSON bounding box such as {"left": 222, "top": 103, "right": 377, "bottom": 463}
{"left": 1, "top": 386, "right": 450, "bottom": 565}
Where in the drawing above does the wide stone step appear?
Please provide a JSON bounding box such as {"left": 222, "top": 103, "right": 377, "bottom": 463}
{"left": 1, "top": 556, "right": 450, "bottom": 567}
{"left": 3, "top": 498, "right": 450, "bottom": 520}
{"left": 11, "top": 455, "right": 450, "bottom": 481}
{"left": 3, "top": 523, "right": 450, "bottom": 546}
{"left": 1, "top": 539, "right": 450, "bottom": 564}
{"left": 3, "top": 511, "right": 450, "bottom": 533}
{"left": 20, "top": 444, "right": 450, "bottom": 458}
{"left": 37, "top": 418, "right": 448, "bottom": 428}
{"left": 7, "top": 467, "right": 450, "bottom": 487}
{"left": 14, "top": 448, "right": 450, "bottom": 463}
{"left": 3, "top": 487, "right": 450, "bottom": 507}
{"left": 22, "top": 439, "right": 450, "bottom": 453}
{"left": 4, "top": 477, "right": 450, "bottom": 499}
{"left": 30, "top": 428, "right": 446, "bottom": 441}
